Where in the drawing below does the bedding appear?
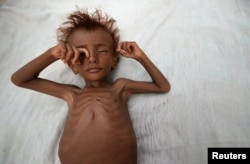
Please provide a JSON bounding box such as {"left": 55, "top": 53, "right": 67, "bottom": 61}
{"left": 0, "top": 0, "right": 250, "bottom": 163}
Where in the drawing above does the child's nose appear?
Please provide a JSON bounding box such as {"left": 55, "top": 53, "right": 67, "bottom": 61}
{"left": 88, "top": 53, "right": 98, "bottom": 64}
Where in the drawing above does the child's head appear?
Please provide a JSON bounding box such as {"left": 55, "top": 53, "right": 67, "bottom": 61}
{"left": 57, "top": 8, "right": 120, "bottom": 81}
{"left": 57, "top": 8, "right": 120, "bottom": 53}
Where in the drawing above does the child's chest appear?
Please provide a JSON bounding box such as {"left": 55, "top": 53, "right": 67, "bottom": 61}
{"left": 67, "top": 87, "right": 128, "bottom": 124}
{"left": 73, "top": 87, "right": 124, "bottom": 108}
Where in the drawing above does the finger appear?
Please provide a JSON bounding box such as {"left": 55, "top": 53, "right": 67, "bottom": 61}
{"left": 116, "top": 43, "right": 122, "bottom": 51}
{"left": 58, "top": 42, "right": 66, "bottom": 60}
{"left": 121, "top": 42, "right": 127, "bottom": 51}
{"left": 118, "top": 42, "right": 128, "bottom": 54}
{"left": 72, "top": 46, "right": 80, "bottom": 64}
{"left": 123, "top": 42, "right": 129, "bottom": 53}
{"left": 121, "top": 49, "right": 127, "bottom": 54}
{"left": 65, "top": 44, "right": 73, "bottom": 63}
{"left": 78, "top": 48, "right": 89, "bottom": 58}
{"left": 116, "top": 43, "right": 123, "bottom": 54}
{"left": 126, "top": 42, "right": 135, "bottom": 53}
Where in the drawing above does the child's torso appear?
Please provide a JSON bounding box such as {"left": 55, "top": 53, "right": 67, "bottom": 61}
{"left": 58, "top": 86, "right": 137, "bottom": 164}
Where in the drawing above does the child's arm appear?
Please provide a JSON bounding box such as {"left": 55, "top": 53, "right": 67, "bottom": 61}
{"left": 116, "top": 41, "right": 170, "bottom": 95}
{"left": 11, "top": 43, "right": 86, "bottom": 101}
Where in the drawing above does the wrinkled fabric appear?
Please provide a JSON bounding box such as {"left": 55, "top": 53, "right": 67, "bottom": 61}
{"left": 0, "top": 0, "right": 250, "bottom": 164}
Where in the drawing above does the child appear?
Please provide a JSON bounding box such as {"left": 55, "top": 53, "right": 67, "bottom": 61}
{"left": 11, "top": 8, "right": 170, "bottom": 164}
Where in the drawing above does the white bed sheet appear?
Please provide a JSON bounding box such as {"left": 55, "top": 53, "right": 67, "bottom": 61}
{"left": 1, "top": 0, "right": 250, "bottom": 163}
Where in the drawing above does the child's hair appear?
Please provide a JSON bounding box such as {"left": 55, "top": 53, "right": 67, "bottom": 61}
{"left": 57, "top": 8, "right": 120, "bottom": 50}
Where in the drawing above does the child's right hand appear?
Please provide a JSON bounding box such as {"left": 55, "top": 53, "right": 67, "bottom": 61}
{"left": 49, "top": 42, "right": 89, "bottom": 65}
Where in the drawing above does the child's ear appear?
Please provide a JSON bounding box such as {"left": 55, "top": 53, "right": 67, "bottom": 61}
{"left": 67, "top": 62, "right": 78, "bottom": 74}
{"left": 111, "top": 55, "right": 119, "bottom": 70}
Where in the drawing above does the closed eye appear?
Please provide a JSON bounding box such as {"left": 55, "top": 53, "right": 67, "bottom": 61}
{"left": 97, "top": 50, "right": 108, "bottom": 55}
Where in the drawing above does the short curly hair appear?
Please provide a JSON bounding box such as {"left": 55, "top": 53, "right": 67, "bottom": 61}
{"left": 57, "top": 8, "right": 120, "bottom": 50}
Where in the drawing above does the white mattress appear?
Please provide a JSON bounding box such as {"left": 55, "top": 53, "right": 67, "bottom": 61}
{"left": 0, "top": 0, "right": 250, "bottom": 163}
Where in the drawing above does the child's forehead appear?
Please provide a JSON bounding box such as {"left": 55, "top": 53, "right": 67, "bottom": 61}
{"left": 67, "top": 27, "right": 114, "bottom": 47}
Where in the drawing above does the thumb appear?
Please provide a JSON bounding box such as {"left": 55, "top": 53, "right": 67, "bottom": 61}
{"left": 116, "top": 48, "right": 127, "bottom": 55}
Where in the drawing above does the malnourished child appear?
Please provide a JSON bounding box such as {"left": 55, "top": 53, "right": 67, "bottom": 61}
{"left": 11, "top": 8, "right": 170, "bottom": 164}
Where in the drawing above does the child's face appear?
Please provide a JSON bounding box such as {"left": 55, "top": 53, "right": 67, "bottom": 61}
{"left": 67, "top": 28, "right": 118, "bottom": 82}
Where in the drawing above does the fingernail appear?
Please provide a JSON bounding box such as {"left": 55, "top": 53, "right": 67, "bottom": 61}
{"left": 121, "top": 50, "right": 127, "bottom": 54}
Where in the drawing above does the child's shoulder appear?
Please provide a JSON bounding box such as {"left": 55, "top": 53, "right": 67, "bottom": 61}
{"left": 113, "top": 78, "right": 134, "bottom": 92}
{"left": 113, "top": 78, "right": 130, "bottom": 87}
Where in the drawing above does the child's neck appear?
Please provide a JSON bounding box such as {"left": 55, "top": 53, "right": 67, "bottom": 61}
{"left": 84, "top": 79, "right": 111, "bottom": 89}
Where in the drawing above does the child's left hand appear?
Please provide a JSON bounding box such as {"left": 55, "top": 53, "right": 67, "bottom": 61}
{"left": 116, "top": 41, "right": 145, "bottom": 60}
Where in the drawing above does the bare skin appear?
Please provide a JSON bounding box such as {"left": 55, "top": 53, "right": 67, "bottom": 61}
{"left": 11, "top": 28, "right": 170, "bottom": 164}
